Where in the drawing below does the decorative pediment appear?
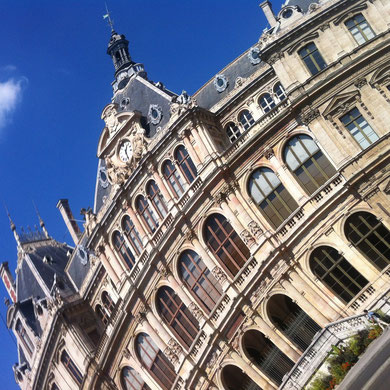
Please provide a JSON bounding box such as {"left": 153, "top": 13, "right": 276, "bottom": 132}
{"left": 322, "top": 90, "right": 360, "bottom": 118}
{"left": 370, "top": 65, "right": 390, "bottom": 86}
{"left": 333, "top": 3, "right": 368, "bottom": 26}
{"left": 287, "top": 32, "right": 319, "bottom": 54}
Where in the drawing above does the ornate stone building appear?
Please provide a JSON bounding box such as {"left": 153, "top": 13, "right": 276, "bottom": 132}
{"left": 2, "top": 0, "right": 390, "bottom": 389}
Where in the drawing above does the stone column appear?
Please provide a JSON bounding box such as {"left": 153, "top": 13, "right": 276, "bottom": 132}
{"left": 191, "top": 126, "right": 211, "bottom": 159}
{"left": 181, "top": 132, "right": 202, "bottom": 168}
{"left": 126, "top": 205, "right": 149, "bottom": 243}
{"left": 290, "top": 269, "right": 340, "bottom": 320}
{"left": 216, "top": 190, "right": 255, "bottom": 248}
{"left": 230, "top": 350, "right": 277, "bottom": 390}
{"left": 105, "top": 241, "right": 127, "bottom": 277}
{"left": 97, "top": 245, "right": 120, "bottom": 285}
{"left": 253, "top": 315, "right": 300, "bottom": 361}
{"left": 189, "top": 232, "right": 230, "bottom": 288}
{"left": 153, "top": 170, "right": 173, "bottom": 204}
{"left": 279, "top": 276, "right": 329, "bottom": 326}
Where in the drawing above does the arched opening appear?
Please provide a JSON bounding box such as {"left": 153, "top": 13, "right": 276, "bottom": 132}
{"left": 136, "top": 333, "right": 175, "bottom": 390}
{"left": 136, "top": 195, "right": 159, "bottom": 233}
{"left": 274, "top": 83, "right": 286, "bottom": 102}
{"left": 242, "top": 329, "right": 294, "bottom": 385}
{"left": 258, "top": 93, "right": 276, "bottom": 113}
{"left": 238, "top": 109, "right": 255, "bottom": 130}
{"left": 156, "top": 286, "right": 199, "bottom": 348}
{"left": 174, "top": 145, "right": 197, "bottom": 184}
{"left": 122, "top": 215, "right": 143, "bottom": 255}
{"left": 113, "top": 231, "right": 136, "bottom": 269}
{"left": 283, "top": 134, "right": 336, "bottom": 195}
{"left": 225, "top": 122, "right": 241, "bottom": 143}
{"left": 310, "top": 246, "right": 369, "bottom": 303}
{"left": 146, "top": 180, "right": 168, "bottom": 219}
{"left": 267, "top": 294, "right": 321, "bottom": 351}
{"left": 345, "top": 211, "right": 390, "bottom": 270}
{"left": 248, "top": 167, "right": 298, "bottom": 229}
{"left": 178, "top": 249, "right": 223, "bottom": 313}
{"left": 221, "top": 365, "right": 262, "bottom": 390}
{"left": 121, "top": 366, "right": 151, "bottom": 390}
{"left": 162, "top": 160, "right": 186, "bottom": 198}
{"left": 204, "top": 213, "right": 250, "bottom": 277}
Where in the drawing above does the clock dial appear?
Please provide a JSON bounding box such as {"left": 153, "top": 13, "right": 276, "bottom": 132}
{"left": 119, "top": 140, "right": 133, "bottom": 162}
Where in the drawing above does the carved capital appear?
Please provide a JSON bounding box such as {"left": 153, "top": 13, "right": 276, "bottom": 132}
{"left": 212, "top": 266, "right": 227, "bottom": 283}
{"left": 214, "top": 191, "right": 228, "bottom": 205}
{"left": 300, "top": 106, "right": 320, "bottom": 125}
{"left": 188, "top": 302, "right": 203, "bottom": 321}
{"left": 240, "top": 229, "right": 255, "bottom": 246}
{"left": 248, "top": 221, "right": 263, "bottom": 237}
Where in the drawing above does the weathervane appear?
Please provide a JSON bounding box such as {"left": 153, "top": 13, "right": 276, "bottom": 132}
{"left": 103, "top": 3, "right": 115, "bottom": 32}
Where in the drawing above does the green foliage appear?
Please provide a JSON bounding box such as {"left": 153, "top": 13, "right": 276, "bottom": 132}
{"left": 307, "top": 325, "right": 382, "bottom": 390}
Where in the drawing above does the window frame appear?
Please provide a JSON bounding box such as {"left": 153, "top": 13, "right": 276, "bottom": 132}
{"left": 136, "top": 195, "right": 159, "bottom": 233}
{"left": 298, "top": 42, "right": 327, "bottom": 76}
{"left": 225, "top": 122, "right": 242, "bottom": 143}
{"left": 345, "top": 13, "right": 375, "bottom": 45}
{"left": 122, "top": 215, "right": 143, "bottom": 255}
{"left": 258, "top": 93, "right": 276, "bottom": 113}
{"left": 162, "top": 160, "right": 186, "bottom": 198}
{"left": 174, "top": 145, "right": 197, "bottom": 184}
{"left": 156, "top": 286, "right": 199, "bottom": 349}
{"left": 61, "top": 350, "right": 83, "bottom": 385}
{"left": 121, "top": 366, "right": 151, "bottom": 390}
{"left": 238, "top": 109, "right": 255, "bottom": 130}
{"left": 112, "top": 230, "right": 136, "bottom": 269}
{"left": 146, "top": 180, "right": 168, "bottom": 220}
{"left": 178, "top": 249, "right": 223, "bottom": 313}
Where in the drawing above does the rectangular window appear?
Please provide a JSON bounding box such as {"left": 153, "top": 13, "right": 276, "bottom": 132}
{"left": 340, "top": 108, "right": 379, "bottom": 149}
{"left": 298, "top": 43, "right": 327, "bottom": 76}
{"left": 345, "top": 14, "right": 375, "bottom": 45}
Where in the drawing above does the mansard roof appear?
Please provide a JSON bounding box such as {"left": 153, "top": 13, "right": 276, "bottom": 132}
{"left": 285, "top": 0, "right": 320, "bottom": 13}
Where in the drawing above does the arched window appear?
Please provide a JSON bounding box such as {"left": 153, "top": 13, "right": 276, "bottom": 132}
{"left": 121, "top": 366, "right": 151, "bottom": 390}
{"left": 310, "top": 246, "right": 369, "bottom": 303}
{"left": 258, "top": 93, "right": 276, "bottom": 113}
{"left": 345, "top": 212, "right": 390, "bottom": 270}
{"left": 242, "top": 329, "right": 294, "bottom": 385}
{"left": 136, "top": 195, "right": 159, "bottom": 233}
{"left": 162, "top": 160, "right": 186, "bottom": 198}
{"left": 283, "top": 134, "right": 336, "bottom": 195}
{"left": 248, "top": 167, "right": 298, "bottom": 229}
{"left": 225, "top": 122, "right": 241, "bottom": 143}
{"left": 15, "top": 320, "right": 34, "bottom": 356}
{"left": 204, "top": 214, "right": 250, "bottom": 277}
{"left": 175, "top": 145, "right": 197, "bottom": 184}
{"left": 113, "top": 231, "right": 136, "bottom": 270}
{"left": 221, "top": 365, "right": 262, "bottom": 390}
{"left": 238, "top": 109, "right": 255, "bottom": 130}
{"left": 51, "top": 384, "right": 59, "bottom": 390}
{"left": 157, "top": 286, "right": 199, "bottom": 348}
{"left": 267, "top": 294, "right": 321, "bottom": 352}
{"left": 274, "top": 82, "right": 286, "bottom": 102}
{"left": 146, "top": 180, "right": 168, "bottom": 219}
{"left": 122, "top": 215, "right": 143, "bottom": 255}
{"left": 102, "top": 291, "right": 115, "bottom": 314}
{"left": 96, "top": 304, "right": 109, "bottom": 325}
{"left": 61, "top": 350, "right": 83, "bottom": 385}
{"left": 179, "top": 250, "right": 223, "bottom": 313}
{"left": 136, "top": 333, "right": 175, "bottom": 390}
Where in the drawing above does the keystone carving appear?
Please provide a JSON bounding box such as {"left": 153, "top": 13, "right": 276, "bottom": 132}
{"left": 300, "top": 106, "right": 320, "bottom": 125}
{"left": 354, "top": 77, "right": 367, "bottom": 89}
{"left": 212, "top": 266, "right": 227, "bottom": 283}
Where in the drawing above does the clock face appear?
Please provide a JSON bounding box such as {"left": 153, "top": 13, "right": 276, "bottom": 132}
{"left": 119, "top": 140, "right": 133, "bottom": 162}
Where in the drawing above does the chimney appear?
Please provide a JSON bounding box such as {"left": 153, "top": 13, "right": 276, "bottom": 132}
{"left": 57, "top": 199, "right": 81, "bottom": 245}
{"left": 0, "top": 262, "right": 16, "bottom": 303}
{"left": 260, "top": 1, "right": 277, "bottom": 28}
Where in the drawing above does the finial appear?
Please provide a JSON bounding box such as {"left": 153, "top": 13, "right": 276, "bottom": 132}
{"left": 32, "top": 201, "right": 49, "bottom": 239}
{"left": 4, "top": 204, "right": 15, "bottom": 232}
{"left": 4, "top": 204, "right": 21, "bottom": 247}
{"left": 103, "top": 3, "right": 115, "bottom": 32}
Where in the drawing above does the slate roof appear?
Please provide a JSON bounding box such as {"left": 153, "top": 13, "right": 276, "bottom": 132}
{"left": 66, "top": 235, "right": 91, "bottom": 290}
{"left": 19, "top": 299, "right": 42, "bottom": 336}
{"left": 93, "top": 158, "right": 111, "bottom": 215}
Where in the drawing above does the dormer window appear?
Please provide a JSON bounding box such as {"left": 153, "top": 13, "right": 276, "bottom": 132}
{"left": 15, "top": 320, "right": 34, "bottom": 356}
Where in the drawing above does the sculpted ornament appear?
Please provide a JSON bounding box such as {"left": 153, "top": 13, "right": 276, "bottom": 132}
{"left": 248, "top": 221, "right": 263, "bottom": 237}
{"left": 212, "top": 266, "right": 227, "bottom": 283}
{"left": 102, "top": 104, "right": 120, "bottom": 137}
{"left": 240, "top": 229, "right": 255, "bottom": 246}
{"left": 188, "top": 302, "right": 203, "bottom": 320}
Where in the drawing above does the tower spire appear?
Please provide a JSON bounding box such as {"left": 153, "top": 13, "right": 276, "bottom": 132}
{"left": 33, "top": 201, "right": 50, "bottom": 239}
{"left": 4, "top": 204, "right": 21, "bottom": 247}
{"left": 103, "top": 3, "right": 115, "bottom": 32}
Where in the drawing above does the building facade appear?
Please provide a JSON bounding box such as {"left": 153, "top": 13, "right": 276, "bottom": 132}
{"left": 3, "top": 0, "right": 390, "bottom": 389}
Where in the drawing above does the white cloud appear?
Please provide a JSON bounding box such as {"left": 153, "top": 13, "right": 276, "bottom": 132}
{"left": 0, "top": 77, "right": 25, "bottom": 129}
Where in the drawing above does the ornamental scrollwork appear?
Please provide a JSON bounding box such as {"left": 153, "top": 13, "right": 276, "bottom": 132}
{"left": 212, "top": 266, "right": 227, "bottom": 283}
{"left": 188, "top": 302, "right": 203, "bottom": 321}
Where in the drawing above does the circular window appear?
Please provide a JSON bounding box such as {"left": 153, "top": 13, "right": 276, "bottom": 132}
{"left": 282, "top": 8, "right": 293, "bottom": 19}
{"left": 214, "top": 74, "right": 228, "bottom": 92}
{"left": 99, "top": 167, "right": 109, "bottom": 189}
{"left": 248, "top": 47, "right": 261, "bottom": 65}
{"left": 78, "top": 246, "right": 89, "bottom": 266}
{"left": 118, "top": 77, "right": 129, "bottom": 90}
{"left": 148, "top": 104, "right": 163, "bottom": 124}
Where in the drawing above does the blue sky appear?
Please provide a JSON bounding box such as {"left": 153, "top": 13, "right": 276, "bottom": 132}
{"left": 0, "top": 1, "right": 285, "bottom": 387}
